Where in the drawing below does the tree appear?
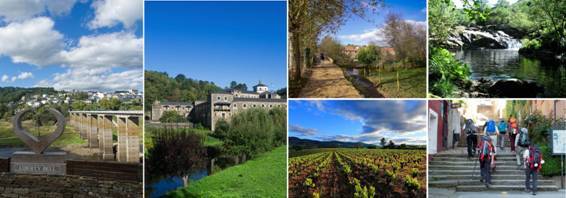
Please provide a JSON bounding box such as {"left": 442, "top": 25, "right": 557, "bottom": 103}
{"left": 159, "top": 111, "right": 186, "bottom": 123}
{"left": 429, "top": 0, "right": 457, "bottom": 47}
{"left": 380, "top": 137, "right": 387, "bottom": 147}
{"left": 387, "top": 140, "right": 395, "bottom": 148}
{"left": 214, "top": 119, "right": 230, "bottom": 139}
{"left": 289, "top": 0, "right": 384, "bottom": 80}
{"left": 463, "top": 0, "right": 491, "bottom": 26}
{"left": 98, "top": 98, "right": 121, "bottom": 110}
{"left": 147, "top": 131, "right": 207, "bottom": 187}
{"left": 357, "top": 45, "right": 380, "bottom": 76}
{"left": 318, "top": 36, "right": 350, "bottom": 66}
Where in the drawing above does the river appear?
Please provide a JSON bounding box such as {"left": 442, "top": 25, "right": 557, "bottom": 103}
{"left": 146, "top": 169, "right": 208, "bottom": 197}
{"left": 453, "top": 42, "right": 566, "bottom": 97}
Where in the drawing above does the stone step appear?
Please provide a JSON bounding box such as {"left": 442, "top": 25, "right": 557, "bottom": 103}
{"left": 429, "top": 160, "right": 519, "bottom": 166}
{"left": 429, "top": 174, "right": 544, "bottom": 181}
{"left": 429, "top": 165, "right": 522, "bottom": 170}
{"left": 433, "top": 153, "right": 516, "bottom": 157}
{"left": 429, "top": 169, "right": 525, "bottom": 175}
{"left": 432, "top": 156, "right": 518, "bottom": 161}
{"left": 429, "top": 179, "right": 556, "bottom": 188}
{"left": 456, "top": 185, "right": 559, "bottom": 192}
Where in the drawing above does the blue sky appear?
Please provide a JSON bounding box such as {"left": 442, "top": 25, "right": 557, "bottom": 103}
{"left": 145, "top": 1, "right": 287, "bottom": 90}
{"left": 335, "top": 0, "right": 427, "bottom": 46}
{"left": 289, "top": 100, "right": 427, "bottom": 145}
{"left": 0, "top": 0, "right": 143, "bottom": 91}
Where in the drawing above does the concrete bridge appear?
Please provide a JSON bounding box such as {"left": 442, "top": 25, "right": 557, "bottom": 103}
{"left": 69, "top": 111, "right": 143, "bottom": 163}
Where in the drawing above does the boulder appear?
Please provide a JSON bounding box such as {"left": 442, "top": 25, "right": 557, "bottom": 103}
{"left": 487, "top": 79, "right": 543, "bottom": 97}
{"left": 445, "top": 27, "right": 518, "bottom": 49}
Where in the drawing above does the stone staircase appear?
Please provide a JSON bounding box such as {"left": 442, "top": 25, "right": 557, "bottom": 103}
{"left": 429, "top": 148, "right": 560, "bottom": 192}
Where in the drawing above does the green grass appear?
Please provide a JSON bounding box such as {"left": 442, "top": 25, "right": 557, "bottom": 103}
{"left": 0, "top": 120, "right": 85, "bottom": 147}
{"left": 366, "top": 67, "right": 426, "bottom": 98}
{"left": 170, "top": 146, "right": 287, "bottom": 198}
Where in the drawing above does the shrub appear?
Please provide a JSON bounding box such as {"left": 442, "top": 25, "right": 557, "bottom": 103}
{"left": 429, "top": 48, "right": 471, "bottom": 97}
{"left": 159, "top": 110, "right": 186, "bottom": 123}
{"left": 521, "top": 38, "right": 542, "bottom": 51}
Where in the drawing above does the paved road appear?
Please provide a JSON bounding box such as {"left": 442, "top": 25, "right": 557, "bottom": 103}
{"left": 298, "top": 62, "right": 362, "bottom": 98}
{"left": 430, "top": 188, "right": 566, "bottom": 198}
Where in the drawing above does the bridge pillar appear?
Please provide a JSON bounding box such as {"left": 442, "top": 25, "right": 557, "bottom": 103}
{"left": 99, "top": 114, "right": 114, "bottom": 160}
{"left": 116, "top": 116, "right": 127, "bottom": 162}
{"left": 81, "top": 113, "right": 88, "bottom": 139}
{"left": 88, "top": 114, "right": 99, "bottom": 148}
{"left": 126, "top": 116, "right": 141, "bottom": 163}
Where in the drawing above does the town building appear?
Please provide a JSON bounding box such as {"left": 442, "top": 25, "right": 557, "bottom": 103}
{"left": 151, "top": 82, "right": 287, "bottom": 130}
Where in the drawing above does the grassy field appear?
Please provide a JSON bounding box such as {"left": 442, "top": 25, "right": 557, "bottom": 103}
{"left": 0, "top": 120, "right": 85, "bottom": 147}
{"left": 170, "top": 146, "right": 286, "bottom": 197}
{"left": 366, "top": 67, "right": 426, "bottom": 98}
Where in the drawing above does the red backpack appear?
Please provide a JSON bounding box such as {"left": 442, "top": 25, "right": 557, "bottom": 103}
{"left": 528, "top": 147, "right": 543, "bottom": 171}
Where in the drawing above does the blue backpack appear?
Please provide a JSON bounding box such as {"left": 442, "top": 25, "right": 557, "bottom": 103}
{"left": 486, "top": 120, "right": 496, "bottom": 135}
{"left": 498, "top": 121, "right": 507, "bottom": 134}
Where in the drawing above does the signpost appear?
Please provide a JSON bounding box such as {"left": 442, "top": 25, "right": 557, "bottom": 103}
{"left": 552, "top": 129, "right": 566, "bottom": 189}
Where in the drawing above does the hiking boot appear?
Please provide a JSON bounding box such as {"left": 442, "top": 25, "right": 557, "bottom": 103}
{"left": 485, "top": 183, "right": 490, "bottom": 188}
{"left": 480, "top": 179, "right": 484, "bottom": 183}
{"left": 532, "top": 191, "right": 536, "bottom": 195}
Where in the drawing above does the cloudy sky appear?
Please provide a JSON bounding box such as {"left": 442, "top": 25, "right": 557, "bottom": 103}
{"left": 289, "top": 100, "right": 427, "bottom": 145}
{"left": 0, "top": 0, "right": 143, "bottom": 91}
{"left": 336, "top": 0, "right": 426, "bottom": 46}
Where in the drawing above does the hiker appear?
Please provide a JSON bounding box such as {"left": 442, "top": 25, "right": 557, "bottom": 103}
{"left": 463, "top": 118, "right": 477, "bottom": 158}
{"left": 484, "top": 119, "right": 499, "bottom": 154}
{"left": 508, "top": 116, "right": 519, "bottom": 152}
{"left": 452, "top": 128, "right": 460, "bottom": 149}
{"left": 497, "top": 119, "right": 508, "bottom": 150}
{"left": 478, "top": 135, "right": 495, "bottom": 188}
{"left": 524, "top": 145, "right": 544, "bottom": 195}
{"left": 515, "top": 128, "right": 530, "bottom": 167}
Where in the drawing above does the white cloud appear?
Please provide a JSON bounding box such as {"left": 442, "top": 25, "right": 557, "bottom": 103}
{"left": 89, "top": 0, "right": 142, "bottom": 29}
{"left": 338, "top": 20, "right": 426, "bottom": 46}
{"left": 60, "top": 32, "right": 143, "bottom": 68}
{"left": 1, "top": 74, "right": 8, "bottom": 82}
{"left": 0, "top": 17, "right": 64, "bottom": 66}
{"left": 36, "top": 69, "right": 142, "bottom": 91}
{"left": 452, "top": 0, "right": 518, "bottom": 9}
{"left": 339, "top": 28, "right": 388, "bottom": 46}
{"left": 1, "top": 72, "right": 34, "bottom": 82}
{"left": 0, "top": 0, "right": 76, "bottom": 22}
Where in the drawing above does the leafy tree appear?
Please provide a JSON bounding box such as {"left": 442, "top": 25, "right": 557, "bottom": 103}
{"left": 380, "top": 137, "right": 386, "bottom": 147}
{"left": 387, "top": 140, "right": 395, "bottom": 148}
{"left": 159, "top": 111, "right": 186, "bottom": 123}
{"left": 98, "top": 98, "right": 121, "bottom": 110}
{"left": 223, "top": 108, "right": 286, "bottom": 160}
{"left": 462, "top": 0, "right": 491, "bottom": 26}
{"left": 429, "top": 0, "right": 457, "bottom": 47}
{"left": 357, "top": 45, "right": 379, "bottom": 68}
{"left": 146, "top": 131, "right": 207, "bottom": 187}
{"left": 213, "top": 119, "right": 230, "bottom": 139}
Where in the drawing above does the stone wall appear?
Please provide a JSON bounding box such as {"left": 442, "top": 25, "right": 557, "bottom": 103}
{"left": 0, "top": 173, "right": 142, "bottom": 197}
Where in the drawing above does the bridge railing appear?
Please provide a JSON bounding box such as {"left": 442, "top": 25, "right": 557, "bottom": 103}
{"left": 69, "top": 111, "right": 143, "bottom": 163}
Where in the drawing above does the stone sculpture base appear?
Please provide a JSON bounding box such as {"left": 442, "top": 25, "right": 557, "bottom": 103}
{"left": 10, "top": 151, "right": 67, "bottom": 175}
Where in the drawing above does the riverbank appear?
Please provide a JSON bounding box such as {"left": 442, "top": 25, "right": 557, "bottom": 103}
{"left": 170, "top": 146, "right": 286, "bottom": 197}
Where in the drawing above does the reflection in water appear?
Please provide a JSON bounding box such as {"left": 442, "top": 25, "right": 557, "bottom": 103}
{"left": 454, "top": 49, "right": 565, "bottom": 97}
{"left": 148, "top": 169, "right": 208, "bottom": 198}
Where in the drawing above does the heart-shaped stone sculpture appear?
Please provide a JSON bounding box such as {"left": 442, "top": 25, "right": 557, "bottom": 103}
{"left": 12, "top": 108, "right": 66, "bottom": 154}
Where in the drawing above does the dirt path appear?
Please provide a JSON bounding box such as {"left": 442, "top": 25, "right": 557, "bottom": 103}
{"left": 298, "top": 63, "right": 362, "bottom": 98}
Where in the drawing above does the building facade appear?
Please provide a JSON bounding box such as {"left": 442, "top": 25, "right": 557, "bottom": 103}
{"left": 151, "top": 101, "right": 193, "bottom": 121}
{"left": 151, "top": 83, "right": 287, "bottom": 130}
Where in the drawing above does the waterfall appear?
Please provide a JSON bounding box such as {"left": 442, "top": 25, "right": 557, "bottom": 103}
{"left": 506, "top": 38, "right": 523, "bottom": 50}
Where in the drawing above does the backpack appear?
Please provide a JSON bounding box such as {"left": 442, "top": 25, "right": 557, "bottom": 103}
{"left": 478, "top": 137, "right": 492, "bottom": 161}
{"left": 464, "top": 119, "right": 475, "bottom": 135}
{"left": 518, "top": 129, "right": 530, "bottom": 147}
{"left": 528, "top": 147, "right": 542, "bottom": 171}
{"left": 498, "top": 121, "right": 507, "bottom": 134}
{"left": 485, "top": 120, "right": 496, "bottom": 134}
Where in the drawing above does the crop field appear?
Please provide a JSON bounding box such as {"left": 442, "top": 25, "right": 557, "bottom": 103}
{"left": 289, "top": 149, "right": 426, "bottom": 198}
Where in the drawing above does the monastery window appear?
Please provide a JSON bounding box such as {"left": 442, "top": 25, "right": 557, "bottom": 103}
{"left": 269, "top": 105, "right": 272, "bottom": 108}
{"left": 243, "top": 104, "right": 247, "bottom": 108}
{"left": 262, "top": 104, "right": 265, "bottom": 108}
{"left": 217, "top": 96, "right": 220, "bottom": 100}
{"left": 253, "top": 104, "right": 256, "bottom": 107}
